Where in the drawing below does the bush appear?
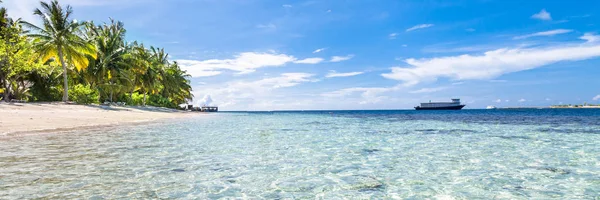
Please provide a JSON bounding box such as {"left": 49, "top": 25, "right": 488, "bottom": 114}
{"left": 69, "top": 84, "right": 99, "bottom": 104}
{"left": 29, "top": 86, "right": 61, "bottom": 102}
{"left": 122, "top": 92, "right": 144, "bottom": 106}
{"left": 148, "top": 94, "right": 176, "bottom": 108}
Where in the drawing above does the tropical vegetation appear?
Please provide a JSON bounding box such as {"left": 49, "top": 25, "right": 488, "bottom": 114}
{"left": 0, "top": 0, "right": 193, "bottom": 108}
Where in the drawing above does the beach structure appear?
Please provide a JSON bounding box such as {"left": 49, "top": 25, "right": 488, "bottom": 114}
{"left": 201, "top": 106, "right": 218, "bottom": 112}
{"left": 415, "top": 99, "right": 465, "bottom": 110}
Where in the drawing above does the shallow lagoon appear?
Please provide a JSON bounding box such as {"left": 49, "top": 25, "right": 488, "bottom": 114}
{"left": 1, "top": 109, "right": 599, "bottom": 199}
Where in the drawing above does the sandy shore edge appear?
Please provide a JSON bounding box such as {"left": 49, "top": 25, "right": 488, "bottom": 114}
{"left": 0, "top": 102, "right": 199, "bottom": 137}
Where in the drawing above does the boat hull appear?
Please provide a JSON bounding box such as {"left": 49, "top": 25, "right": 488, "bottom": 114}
{"left": 414, "top": 105, "right": 465, "bottom": 110}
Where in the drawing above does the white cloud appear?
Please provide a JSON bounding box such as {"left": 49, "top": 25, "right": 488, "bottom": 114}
{"left": 389, "top": 33, "right": 398, "bottom": 39}
{"left": 312, "top": 48, "right": 326, "bottom": 53}
{"left": 409, "top": 87, "right": 447, "bottom": 94}
{"left": 321, "top": 85, "right": 404, "bottom": 105}
{"left": 189, "top": 70, "right": 223, "bottom": 77}
{"left": 294, "top": 57, "right": 324, "bottom": 64}
{"left": 382, "top": 41, "right": 600, "bottom": 85}
{"left": 580, "top": 33, "right": 600, "bottom": 43}
{"left": 519, "top": 98, "right": 527, "bottom": 102}
{"left": 490, "top": 80, "right": 507, "bottom": 83}
{"left": 513, "top": 29, "right": 572, "bottom": 39}
{"left": 257, "top": 23, "right": 277, "bottom": 30}
{"left": 327, "top": 9, "right": 332, "bottom": 13}
{"left": 178, "top": 52, "right": 327, "bottom": 77}
{"left": 325, "top": 71, "right": 364, "bottom": 78}
{"left": 421, "top": 43, "right": 505, "bottom": 54}
{"left": 402, "top": 44, "right": 408, "bottom": 47}
{"left": 532, "top": 9, "right": 552, "bottom": 21}
{"left": 330, "top": 55, "right": 354, "bottom": 62}
{"left": 505, "top": 100, "right": 510, "bottom": 102}
{"left": 198, "top": 95, "right": 214, "bottom": 106}
{"left": 249, "top": 73, "right": 316, "bottom": 89}
{"left": 192, "top": 73, "right": 317, "bottom": 109}
{"left": 406, "top": 24, "right": 434, "bottom": 32}
{"left": 322, "top": 87, "right": 392, "bottom": 98}
{"left": 177, "top": 52, "right": 296, "bottom": 77}
{"left": 495, "top": 99, "right": 502, "bottom": 103}
{"left": 546, "top": 98, "right": 552, "bottom": 101}
{"left": 282, "top": 4, "right": 292, "bottom": 8}
{"left": 593, "top": 95, "right": 600, "bottom": 101}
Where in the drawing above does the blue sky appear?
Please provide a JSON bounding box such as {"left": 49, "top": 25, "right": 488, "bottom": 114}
{"left": 6, "top": 0, "right": 600, "bottom": 110}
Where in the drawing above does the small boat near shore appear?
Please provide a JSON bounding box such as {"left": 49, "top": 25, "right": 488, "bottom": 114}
{"left": 415, "top": 99, "right": 465, "bottom": 110}
{"left": 486, "top": 106, "right": 497, "bottom": 109}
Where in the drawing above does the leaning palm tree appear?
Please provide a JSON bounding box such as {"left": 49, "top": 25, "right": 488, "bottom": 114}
{"left": 21, "top": 0, "right": 96, "bottom": 102}
{"left": 161, "top": 62, "right": 193, "bottom": 105}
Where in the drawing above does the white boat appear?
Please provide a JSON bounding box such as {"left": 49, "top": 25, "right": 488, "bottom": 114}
{"left": 486, "top": 106, "right": 497, "bottom": 109}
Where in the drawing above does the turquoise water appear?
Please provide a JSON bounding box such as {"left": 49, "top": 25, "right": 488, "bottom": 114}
{"left": 1, "top": 109, "right": 600, "bottom": 199}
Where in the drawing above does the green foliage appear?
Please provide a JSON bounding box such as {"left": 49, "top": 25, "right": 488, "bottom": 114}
{"left": 148, "top": 94, "right": 177, "bottom": 108}
{"left": 119, "top": 92, "right": 144, "bottom": 106}
{"left": 29, "top": 85, "right": 61, "bottom": 101}
{"left": 22, "top": 0, "right": 97, "bottom": 102}
{"left": 0, "top": 1, "right": 193, "bottom": 108}
{"left": 27, "top": 64, "right": 63, "bottom": 102}
{"left": 68, "top": 84, "right": 99, "bottom": 104}
{"left": 1, "top": 9, "right": 45, "bottom": 102}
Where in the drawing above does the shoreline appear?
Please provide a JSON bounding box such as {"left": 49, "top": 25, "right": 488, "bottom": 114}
{"left": 1, "top": 118, "right": 183, "bottom": 138}
{"left": 0, "top": 102, "right": 199, "bottom": 137}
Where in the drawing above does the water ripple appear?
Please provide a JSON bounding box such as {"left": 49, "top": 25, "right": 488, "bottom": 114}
{"left": 1, "top": 111, "right": 600, "bottom": 199}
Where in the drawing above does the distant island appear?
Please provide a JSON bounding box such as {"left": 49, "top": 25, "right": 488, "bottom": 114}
{"left": 550, "top": 103, "right": 600, "bottom": 108}
{"left": 499, "top": 103, "right": 600, "bottom": 109}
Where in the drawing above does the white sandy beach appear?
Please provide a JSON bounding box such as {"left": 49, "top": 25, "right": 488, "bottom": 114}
{"left": 0, "top": 103, "right": 195, "bottom": 136}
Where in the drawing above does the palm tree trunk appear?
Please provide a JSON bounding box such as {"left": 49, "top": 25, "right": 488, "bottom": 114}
{"left": 3, "top": 78, "right": 9, "bottom": 102}
{"left": 18, "top": 80, "right": 25, "bottom": 100}
{"left": 143, "top": 92, "right": 147, "bottom": 106}
{"left": 109, "top": 80, "right": 113, "bottom": 102}
{"left": 3, "top": 42, "right": 10, "bottom": 102}
{"left": 129, "top": 77, "right": 136, "bottom": 100}
{"left": 57, "top": 47, "right": 69, "bottom": 102}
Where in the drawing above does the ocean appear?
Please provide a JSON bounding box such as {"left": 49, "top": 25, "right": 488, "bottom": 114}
{"left": 1, "top": 109, "right": 599, "bottom": 199}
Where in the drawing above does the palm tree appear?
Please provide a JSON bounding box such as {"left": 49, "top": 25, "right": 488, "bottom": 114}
{"left": 85, "top": 19, "right": 127, "bottom": 102}
{"left": 123, "top": 43, "right": 157, "bottom": 106}
{"left": 161, "top": 62, "right": 193, "bottom": 105}
{"left": 140, "top": 47, "right": 159, "bottom": 106}
{"left": 22, "top": 0, "right": 96, "bottom": 102}
{"left": 121, "top": 42, "right": 146, "bottom": 101}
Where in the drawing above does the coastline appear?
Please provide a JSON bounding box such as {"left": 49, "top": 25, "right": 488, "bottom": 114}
{"left": 499, "top": 106, "right": 600, "bottom": 109}
{"left": 0, "top": 102, "right": 198, "bottom": 137}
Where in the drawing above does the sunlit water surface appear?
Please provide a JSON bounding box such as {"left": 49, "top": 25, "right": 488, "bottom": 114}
{"left": 1, "top": 109, "right": 600, "bottom": 199}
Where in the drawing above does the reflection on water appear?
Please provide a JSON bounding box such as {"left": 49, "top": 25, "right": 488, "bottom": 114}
{"left": 1, "top": 110, "right": 600, "bottom": 199}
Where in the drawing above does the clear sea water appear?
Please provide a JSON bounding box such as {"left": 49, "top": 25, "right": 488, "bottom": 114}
{"left": 1, "top": 109, "right": 600, "bottom": 199}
